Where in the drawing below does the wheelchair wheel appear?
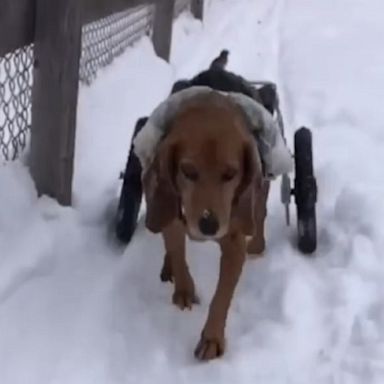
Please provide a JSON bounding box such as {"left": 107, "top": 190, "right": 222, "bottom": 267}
{"left": 115, "top": 117, "right": 147, "bottom": 244}
{"left": 294, "top": 127, "right": 317, "bottom": 254}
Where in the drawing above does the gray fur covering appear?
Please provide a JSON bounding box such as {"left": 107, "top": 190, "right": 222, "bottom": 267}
{"left": 133, "top": 86, "right": 293, "bottom": 179}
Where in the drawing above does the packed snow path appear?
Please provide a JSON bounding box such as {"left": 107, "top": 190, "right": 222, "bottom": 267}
{"left": 1, "top": 0, "right": 384, "bottom": 383}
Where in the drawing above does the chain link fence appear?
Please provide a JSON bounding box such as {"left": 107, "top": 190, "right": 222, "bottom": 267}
{"left": 79, "top": 4, "right": 155, "bottom": 85}
{"left": 0, "top": 45, "right": 34, "bottom": 162}
{"left": 80, "top": 1, "right": 192, "bottom": 85}
{"left": 0, "top": 0, "right": 194, "bottom": 162}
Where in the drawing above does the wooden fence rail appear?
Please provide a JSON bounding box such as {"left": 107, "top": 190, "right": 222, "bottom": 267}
{"left": 0, "top": 0, "right": 205, "bottom": 205}
{"left": 152, "top": 0, "right": 175, "bottom": 60}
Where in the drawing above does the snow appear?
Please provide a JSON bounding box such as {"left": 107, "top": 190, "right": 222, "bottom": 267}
{"left": 1, "top": 0, "right": 384, "bottom": 383}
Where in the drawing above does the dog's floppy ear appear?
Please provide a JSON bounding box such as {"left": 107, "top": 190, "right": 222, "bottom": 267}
{"left": 142, "top": 137, "right": 180, "bottom": 233}
{"left": 233, "top": 138, "right": 262, "bottom": 235}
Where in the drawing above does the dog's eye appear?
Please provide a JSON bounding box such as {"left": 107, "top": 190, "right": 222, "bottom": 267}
{"left": 180, "top": 162, "right": 199, "bottom": 181}
{"left": 221, "top": 167, "right": 238, "bottom": 182}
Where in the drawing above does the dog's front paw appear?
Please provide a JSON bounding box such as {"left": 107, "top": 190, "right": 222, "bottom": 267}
{"left": 247, "top": 236, "right": 265, "bottom": 257}
{"left": 194, "top": 332, "right": 225, "bottom": 361}
{"left": 172, "top": 288, "right": 199, "bottom": 310}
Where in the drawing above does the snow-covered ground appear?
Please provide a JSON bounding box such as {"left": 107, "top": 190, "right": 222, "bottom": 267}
{"left": 1, "top": 0, "right": 384, "bottom": 383}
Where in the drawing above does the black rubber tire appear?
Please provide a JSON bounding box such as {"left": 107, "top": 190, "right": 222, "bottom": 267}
{"left": 294, "top": 127, "right": 317, "bottom": 254}
{"left": 115, "top": 117, "right": 148, "bottom": 244}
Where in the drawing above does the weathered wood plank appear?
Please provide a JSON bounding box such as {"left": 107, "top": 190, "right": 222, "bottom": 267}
{"left": 191, "top": 0, "right": 204, "bottom": 21}
{"left": 0, "top": 0, "right": 36, "bottom": 56}
{"left": 152, "top": 0, "right": 175, "bottom": 61}
{"left": 30, "top": 0, "right": 83, "bottom": 205}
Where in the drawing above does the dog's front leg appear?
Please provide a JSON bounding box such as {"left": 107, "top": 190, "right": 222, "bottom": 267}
{"left": 247, "top": 180, "right": 270, "bottom": 256}
{"left": 195, "top": 230, "right": 246, "bottom": 360}
{"left": 162, "top": 219, "right": 199, "bottom": 310}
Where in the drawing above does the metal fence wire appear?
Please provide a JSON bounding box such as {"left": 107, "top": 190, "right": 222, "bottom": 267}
{"left": 1, "top": 1, "right": 193, "bottom": 162}
{"left": 0, "top": 45, "right": 34, "bottom": 162}
{"left": 80, "top": 5, "right": 155, "bottom": 85}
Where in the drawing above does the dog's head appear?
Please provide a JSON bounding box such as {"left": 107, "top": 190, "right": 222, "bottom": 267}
{"left": 143, "top": 93, "right": 262, "bottom": 240}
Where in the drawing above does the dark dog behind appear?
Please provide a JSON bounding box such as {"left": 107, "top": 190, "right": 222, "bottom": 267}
{"left": 209, "top": 49, "right": 229, "bottom": 70}
{"left": 172, "top": 69, "right": 276, "bottom": 114}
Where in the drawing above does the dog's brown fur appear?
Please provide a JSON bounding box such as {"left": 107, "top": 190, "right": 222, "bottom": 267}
{"left": 142, "top": 92, "right": 269, "bottom": 360}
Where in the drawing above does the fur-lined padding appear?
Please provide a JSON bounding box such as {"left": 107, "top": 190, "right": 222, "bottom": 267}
{"left": 133, "top": 86, "right": 293, "bottom": 179}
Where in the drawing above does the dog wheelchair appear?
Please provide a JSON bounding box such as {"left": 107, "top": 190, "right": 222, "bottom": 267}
{"left": 115, "top": 71, "right": 317, "bottom": 255}
{"left": 249, "top": 81, "right": 317, "bottom": 254}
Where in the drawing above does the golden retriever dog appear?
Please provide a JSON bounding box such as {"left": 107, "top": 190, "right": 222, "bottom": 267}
{"left": 141, "top": 92, "right": 269, "bottom": 360}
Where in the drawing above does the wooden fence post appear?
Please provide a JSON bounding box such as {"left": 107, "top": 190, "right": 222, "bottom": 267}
{"left": 152, "top": 0, "right": 175, "bottom": 61}
{"left": 191, "top": 0, "right": 204, "bottom": 20}
{"left": 30, "top": 0, "right": 82, "bottom": 206}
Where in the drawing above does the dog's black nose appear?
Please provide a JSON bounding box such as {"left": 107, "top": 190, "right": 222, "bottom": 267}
{"left": 198, "top": 211, "right": 219, "bottom": 236}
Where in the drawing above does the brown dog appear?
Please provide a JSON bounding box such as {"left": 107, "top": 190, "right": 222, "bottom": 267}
{"left": 142, "top": 92, "right": 269, "bottom": 360}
